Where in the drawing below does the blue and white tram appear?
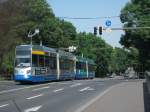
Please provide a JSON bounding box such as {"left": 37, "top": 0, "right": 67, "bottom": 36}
{"left": 14, "top": 45, "right": 76, "bottom": 82}
{"left": 87, "top": 59, "right": 96, "bottom": 79}
{"left": 75, "top": 56, "right": 95, "bottom": 79}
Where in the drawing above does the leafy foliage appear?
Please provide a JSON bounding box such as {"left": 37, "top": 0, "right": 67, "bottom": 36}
{"left": 110, "top": 48, "right": 129, "bottom": 73}
{"left": 0, "top": 0, "right": 77, "bottom": 76}
{"left": 76, "top": 33, "right": 113, "bottom": 77}
{"left": 120, "top": 0, "right": 150, "bottom": 70}
{"left": 0, "top": 0, "right": 132, "bottom": 78}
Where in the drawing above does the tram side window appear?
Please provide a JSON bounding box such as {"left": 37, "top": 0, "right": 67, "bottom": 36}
{"left": 69, "top": 60, "right": 74, "bottom": 71}
{"left": 32, "top": 55, "right": 38, "bottom": 67}
{"left": 83, "top": 63, "right": 86, "bottom": 71}
{"left": 49, "top": 56, "right": 56, "bottom": 69}
{"left": 77, "top": 62, "right": 85, "bottom": 70}
{"left": 65, "top": 60, "right": 72, "bottom": 70}
{"left": 65, "top": 60, "right": 70, "bottom": 70}
{"left": 39, "top": 55, "right": 44, "bottom": 67}
{"left": 88, "top": 65, "right": 91, "bottom": 72}
{"left": 60, "top": 58, "right": 65, "bottom": 70}
{"left": 89, "top": 64, "right": 95, "bottom": 72}
{"left": 60, "top": 59, "right": 70, "bottom": 70}
{"left": 45, "top": 56, "right": 49, "bottom": 67}
{"left": 80, "top": 62, "right": 86, "bottom": 70}
{"left": 76, "top": 62, "right": 80, "bottom": 69}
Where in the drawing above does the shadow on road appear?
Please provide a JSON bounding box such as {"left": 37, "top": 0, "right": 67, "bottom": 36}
{"left": 15, "top": 81, "right": 54, "bottom": 85}
{"left": 15, "top": 80, "right": 72, "bottom": 85}
{"left": 143, "top": 82, "right": 150, "bottom": 112}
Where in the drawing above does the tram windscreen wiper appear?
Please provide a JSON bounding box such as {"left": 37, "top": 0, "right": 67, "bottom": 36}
{"left": 17, "top": 63, "right": 30, "bottom": 68}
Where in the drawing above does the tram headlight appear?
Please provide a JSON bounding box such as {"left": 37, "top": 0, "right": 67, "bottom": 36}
{"left": 26, "top": 70, "right": 31, "bottom": 74}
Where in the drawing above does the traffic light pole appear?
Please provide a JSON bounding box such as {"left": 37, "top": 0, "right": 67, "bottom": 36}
{"left": 103, "top": 26, "right": 150, "bottom": 30}
{"left": 94, "top": 26, "right": 150, "bottom": 35}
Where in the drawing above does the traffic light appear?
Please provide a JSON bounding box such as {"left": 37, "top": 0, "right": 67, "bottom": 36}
{"left": 94, "top": 27, "right": 97, "bottom": 35}
{"left": 99, "top": 26, "right": 102, "bottom": 35}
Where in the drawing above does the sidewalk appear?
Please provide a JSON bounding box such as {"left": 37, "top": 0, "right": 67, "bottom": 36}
{"left": 82, "top": 81, "right": 144, "bottom": 112}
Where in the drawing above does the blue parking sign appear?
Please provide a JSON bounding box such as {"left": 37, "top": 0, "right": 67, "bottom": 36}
{"left": 105, "top": 20, "right": 111, "bottom": 27}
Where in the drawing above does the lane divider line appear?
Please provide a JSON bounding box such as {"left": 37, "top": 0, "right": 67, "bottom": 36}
{"left": 0, "top": 104, "right": 9, "bottom": 108}
{"left": 0, "top": 82, "right": 56, "bottom": 94}
{"left": 79, "top": 87, "right": 90, "bottom": 92}
{"left": 24, "top": 105, "right": 42, "bottom": 112}
{"left": 53, "top": 88, "right": 64, "bottom": 93}
{"left": 87, "top": 88, "right": 95, "bottom": 91}
{"left": 26, "top": 94, "right": 43, "bottom": 100}
{"left": 70, "top": 83, "right": 82, "bottom": 88}
{"left": 75, "top": 83, "right": 123, "bottom": 112}
{"left": 59, "top": 82, "right": 69, "bottom": 85}
{"left": 32, "top": 86, "right": 50, "bottom": 91}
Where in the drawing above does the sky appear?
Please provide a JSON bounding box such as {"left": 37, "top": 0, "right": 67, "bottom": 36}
{"left": 47, "top": 0, "right": 130, "bottom": 47}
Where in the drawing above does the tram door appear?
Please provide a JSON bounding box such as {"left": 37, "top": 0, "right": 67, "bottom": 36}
{"left": 32, "top": 54, "right": 47, "bottom": 76}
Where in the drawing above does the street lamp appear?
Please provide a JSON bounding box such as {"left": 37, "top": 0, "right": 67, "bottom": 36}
{"left": 68, "top": 46, "right": 77, "bottom": 52}
{"left": 28, "top": 29, "right": 40, "bottom": 45}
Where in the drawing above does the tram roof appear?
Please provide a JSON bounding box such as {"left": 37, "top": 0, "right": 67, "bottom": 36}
{"left": 16, "top": 45, "right": 75, "bottom": 59}
{"left": 32, "top": 45, "right": 56, "bottom": 53}
{"left": 76, "top": 56, "right": 96, "bottom": 65}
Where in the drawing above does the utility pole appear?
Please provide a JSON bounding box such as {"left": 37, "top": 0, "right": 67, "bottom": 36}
{"left": 103, "top": 26, "right": 150, "bottom": 31}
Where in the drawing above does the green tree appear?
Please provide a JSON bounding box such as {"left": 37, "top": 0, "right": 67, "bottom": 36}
{"left": 120, "top": 0, "right": 150, "bottom": 70}
{"left": 110, "top": 48, "right": 130, "bottom": 74}
{"left": 0, "top": 0, "right": 77, "bottom": 77}
{"left": 76, "top": 32, "right": 113, "bottom": 77}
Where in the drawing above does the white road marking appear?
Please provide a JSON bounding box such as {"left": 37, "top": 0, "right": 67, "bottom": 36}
{"left": 79, "top": 87, "right": 95, "bottom": 92}
{"left": 70, "top": 83, "right": 82, "bottom": 88}
{"left": 24, "top": 105, "right": 42, "bottom": 112}
{"left": 75, "top": 83, "right": 122, "bottom": 112}
{"left": 87, "top": 88, "right": 95, "bottom": 91}
{"left": 0, "top": 82, "right": 56, "bottom": 94}
{"left": 0, "top": 104, "right": 9, "bottom": 108}
{"left": 53, "top": 88, "right": 64, "bottom": 93}
{"left": 32, "top": 86, "right": 50, "bottom": 91}
{"left": 79, "top": 87, "right": 90, "bottom": 92}
{"left": 26, "top": 94, "right": 43, "bottom": 100}
{"left": 59, "top": 82, "right": 69, "bottom": 85}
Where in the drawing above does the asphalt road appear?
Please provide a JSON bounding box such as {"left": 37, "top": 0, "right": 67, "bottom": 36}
{"left": 0, "top": 79, "right": 124, "bottom": 112}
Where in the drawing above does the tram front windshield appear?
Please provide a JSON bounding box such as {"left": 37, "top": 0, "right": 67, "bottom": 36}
{"left": 15, "top": 58, "right": 31, "bottom": 68}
